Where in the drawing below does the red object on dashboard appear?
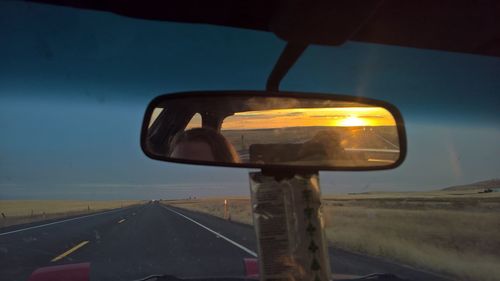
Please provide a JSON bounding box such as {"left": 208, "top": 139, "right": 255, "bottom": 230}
{"left": 244, "top": 258, "right": 259, "bottom": 278}
{"left": 27, "top": 262, "right": 90, "bottom": 281}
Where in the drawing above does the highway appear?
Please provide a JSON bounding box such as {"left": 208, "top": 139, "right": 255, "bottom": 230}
{"left": 0, "top": 203, "right": 451, "bottom": 281}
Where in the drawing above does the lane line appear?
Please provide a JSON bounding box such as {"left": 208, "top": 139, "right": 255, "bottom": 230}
{"left": 51, "top": 240, "right": 89, "bottom": 262}
{"left": 118, "top": 219, "right": 126, "bottom": 224}
{"left": 373, "top": 132, "right": 400, "bottom": 149}
{"left": 163, "top": 206, "right": 257, "bottom": 257}
{"left": 345, "top": 148, "right": 399, "bottom": 153}
{"left": 0, "top": 208, "right": 131, "bottom": 237}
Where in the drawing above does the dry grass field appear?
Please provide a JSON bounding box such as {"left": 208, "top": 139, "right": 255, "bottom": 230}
{"left": 0, "top": 200, "right": 143, "bottom": 228}
{"left": 166, "top": 197, "right": 253, "bottom": 225}
{"left": 167, "top": 191, "right": 500, "bottom": 281}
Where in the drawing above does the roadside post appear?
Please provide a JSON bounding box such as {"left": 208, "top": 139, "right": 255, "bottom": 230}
{"left": 224, "top": 199, "right": 228, "bottom": 220}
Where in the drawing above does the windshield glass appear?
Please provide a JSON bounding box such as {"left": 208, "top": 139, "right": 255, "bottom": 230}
{"left": 1, "top": 2, "right": 499, "bottom": 281}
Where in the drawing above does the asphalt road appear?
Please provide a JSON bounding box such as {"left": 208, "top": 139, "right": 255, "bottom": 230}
{"left": 0, "top": 203, "right": 452, "bottom": 281}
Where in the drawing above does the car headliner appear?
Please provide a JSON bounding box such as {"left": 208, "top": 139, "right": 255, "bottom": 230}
{"left": 28, "top": 0, "right": 500, "bottom": 58}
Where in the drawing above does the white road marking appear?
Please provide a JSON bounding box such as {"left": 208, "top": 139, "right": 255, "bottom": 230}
{"left": 163, "top": 206, "right": 257, "bottom": 257}
{"left": 0, "top": 208, "right": 127, "bottom": 237}
{"left": 345, "top": 148, "right": 399, "bottom": 153}
{"left": 373, "top": 132, "right": 400, "bottom": 149}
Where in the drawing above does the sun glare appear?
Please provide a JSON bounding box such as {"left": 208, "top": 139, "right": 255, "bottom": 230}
{"left": 338, "top": 116, "right": 367, "bottom": 127}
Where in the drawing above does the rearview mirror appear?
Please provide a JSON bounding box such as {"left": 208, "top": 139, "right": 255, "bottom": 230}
{"left": 141, "top": 91, "right": 406, "bottom": 171}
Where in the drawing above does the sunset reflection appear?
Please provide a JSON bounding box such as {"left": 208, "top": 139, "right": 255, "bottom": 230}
{"left": 222, "top": 107, "right": 395, "bottom": 130}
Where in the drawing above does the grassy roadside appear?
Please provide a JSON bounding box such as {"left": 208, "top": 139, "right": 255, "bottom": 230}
{"left": 167, "top": 193, "right": 500, "bottom": 281}
{"left": 0, "top": 200, "right": 143, "bottom": 228}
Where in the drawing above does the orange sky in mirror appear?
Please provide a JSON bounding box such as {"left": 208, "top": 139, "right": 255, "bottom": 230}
{"left": 221, "top": 107, "right": 396, "bottom": 130}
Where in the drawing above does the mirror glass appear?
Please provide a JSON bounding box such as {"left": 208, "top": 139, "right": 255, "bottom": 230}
{"left": 142, "top": 92, "right": 405, "bottom": 170}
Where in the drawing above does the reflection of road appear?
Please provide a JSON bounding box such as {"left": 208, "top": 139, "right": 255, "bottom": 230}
{"left": 232, "top": 127, "right": 400, "bottom": 164}
{"left": 341, "top": 128, "right": 400, "bottom": 163}
{"left": 342, "top": 128, "right": 396, "bottom": 149}
{"left": 372, "top": 131, "right": 399, "bottom": 149}
{"left": 0, "top": 203, "right": 452, "bottom": 281}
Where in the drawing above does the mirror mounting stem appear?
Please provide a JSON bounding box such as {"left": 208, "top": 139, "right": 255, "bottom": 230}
{"left": 266, "top": 42, "right": 308, "bottom": 92}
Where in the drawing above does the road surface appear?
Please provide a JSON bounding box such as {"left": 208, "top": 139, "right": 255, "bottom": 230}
{"left": 0, "top": 203, "right": 451, "bottom": 281}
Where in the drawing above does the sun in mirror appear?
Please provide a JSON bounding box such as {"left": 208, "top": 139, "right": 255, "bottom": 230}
{"left": 219, "top": 106, "right": 399, "bottom": 166}
{"left": 221, "top": 107, "right": 396, "bottom": 130}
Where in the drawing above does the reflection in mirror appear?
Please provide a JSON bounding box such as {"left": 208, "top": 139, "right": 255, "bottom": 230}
{"left": 221, "top": 107, "right": 398, "bottom": 166}
{"left": 168, "top": 127, "right": 240, "bottom": 163}
{"left": 186, "top": 113, "right": 202, "bottom": 129}
{"left": 143, "top": 94, "right": 402, "bottom": 169}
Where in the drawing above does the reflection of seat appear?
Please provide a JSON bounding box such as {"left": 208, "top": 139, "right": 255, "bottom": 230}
{"left": 169, "top": 128, "right": 240, "bottom": 163}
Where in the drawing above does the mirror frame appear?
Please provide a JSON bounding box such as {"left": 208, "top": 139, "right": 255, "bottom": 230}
{"left": 140, "top": 91, "right": 407, "bottom": 172}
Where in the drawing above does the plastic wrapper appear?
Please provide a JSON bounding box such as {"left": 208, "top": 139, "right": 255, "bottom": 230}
{"left": 249, "top": 172, "right": 331, "bottom": 281}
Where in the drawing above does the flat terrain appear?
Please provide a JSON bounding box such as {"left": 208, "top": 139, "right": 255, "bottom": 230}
{"left": 0, "top": 200, "right": 143, "bottom": 228}
{"left": 2, "top": 191, "right": 498, "bottom": 281}
{"left": 169, "top": 190, "right": 500, "bottom": 281}
{"left": 0, "top": 203, "right": 451, "bottom": 281}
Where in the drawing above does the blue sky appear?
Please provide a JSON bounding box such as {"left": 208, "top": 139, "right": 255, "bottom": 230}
{"left": 0, "top": 1, "right": 499, "bottom": 199}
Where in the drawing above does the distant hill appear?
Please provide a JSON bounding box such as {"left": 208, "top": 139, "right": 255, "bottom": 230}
{"left": 442, "top": 179, "right": 500, "bottom": 191}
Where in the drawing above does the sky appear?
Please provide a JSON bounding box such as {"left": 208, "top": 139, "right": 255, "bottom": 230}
{"left": 0, "top": 1, "right": 499, "bottom": 199}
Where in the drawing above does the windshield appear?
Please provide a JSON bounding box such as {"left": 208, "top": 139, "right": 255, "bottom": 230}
{"left": 1, "top": 2, "right": 499, "bottom": 281}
